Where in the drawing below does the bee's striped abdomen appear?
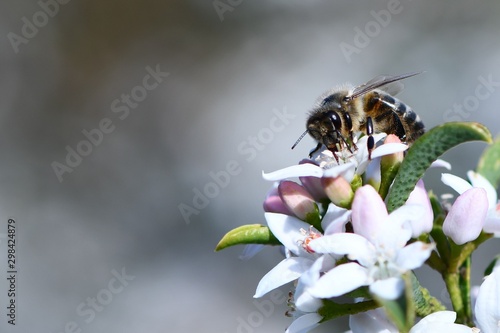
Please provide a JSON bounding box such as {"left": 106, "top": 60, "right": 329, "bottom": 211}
{"left": 363, "top": 91, "right": 425, "bottom": 144}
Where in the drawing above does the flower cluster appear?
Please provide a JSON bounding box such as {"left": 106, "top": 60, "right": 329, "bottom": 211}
{"left": 216, "top": 123, "right": 500, "bottom": 333}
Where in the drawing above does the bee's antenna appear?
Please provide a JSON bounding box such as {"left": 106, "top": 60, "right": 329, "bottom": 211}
{"left": 291, "top": 130, "right": 308, "bottom": 150}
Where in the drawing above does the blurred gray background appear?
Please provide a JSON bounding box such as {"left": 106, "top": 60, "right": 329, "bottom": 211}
{"left": 0, "top": 1, "right": 499, "bottom": 332}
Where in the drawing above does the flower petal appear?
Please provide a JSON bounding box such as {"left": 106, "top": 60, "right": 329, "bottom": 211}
{"left": 383, "top": 204, "right": 419, "bottom": 249}
{"left": 285, "top": 313, "right": 322, "bottom": 333}
{"left": 309, "top": 262, "right": 369, "bottom": 298}
{"left": 322, "top": 162, "right": 356, "bottom": 178}
{"left": 365, "top": 157, "right": 381, "bottom": 189}
{"left": 354, "top": 134, "right": 387, "bottom": 174}
{"left": 295, "top": 271, "right": 323, "bottom": 313}
{"left": 467, "top": 171, "right": 498, "bottom": 208}
{"left": 265, "top": 212, "right": 312, "bottom": 255}
{"left": 300, "top": 171, "right": 327, "bottom": 202}
{"left": 371, "top": 142, "right": 408, "bottom": 159}
{"left": 349, "top": 308, "right": 398, "bottom": 333}
{"left": 404, "top": 180, "right": 433, "bottom": 237}
{"left": 351, "top": 185, "right": 389, "bottom": 242}
{"left": 239, "top": 244, "right": 264, "bottom": 260}
{"left": 309, "top": 233, "right": 376, "bottom": 267}
{"left": 409, "top": 311, "right": 473, "bottom": 333}
{"left": 322, "top": 203, "right": 351, "bottom": 235}
{"left": 443, "top": 188, "right": 488, "bottom": 245}
{"left": 475, "top": 266, "right": 500, "bottom": 333}
{"left": 483, "top": 210, "right": 500, "bottom": 235}
{"left": 254, "top": 257, "right": 313, "bottom": 297}
{"left": 430, "top": 159, "right": 452, "bottom": 170}
{"left": 395, "top": 242, "right": 434, "bottom": 270}
{"left": 369, "top": 277, "right": 404, "bottom": 300}
{"left": 263, "top": 164, "right": 323, "bottom": 181}
{"left": 441, "top": 173, "right": 473, "bottom": 195}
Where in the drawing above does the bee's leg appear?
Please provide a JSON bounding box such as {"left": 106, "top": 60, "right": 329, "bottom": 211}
{"left": 338, "top": 133, "right": 353, "bottom": 154}
{"left": 308, "top": 142, "right": 323, "bottom": 159}
{"left": 327, "top": 145, "right": 340, "bottom": 164}
{"left": 366, "top": 117, "right": 374, "bottom": 160}
{"left": 342, "top": 112, "right": 357, "bottom": 151}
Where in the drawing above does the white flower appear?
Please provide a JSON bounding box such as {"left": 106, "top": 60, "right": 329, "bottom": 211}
{"left": 475, "top": 264, "right": 500, "bottom": 333}
{"left": 403, "top": 179, "right": 434, "bottom": 237}
{"left": 442, "top": 171, "right": 500, "bottom": 236}
{"left": 347, "top": 310, "right": 475, "bottom": 333}
{"left": 349, "top": 308, "right": 398, "bottom": 333}
{"left": 254, "top": 213, "right": 336, "bottom": 298}
{"left": 308, "top": 185, "right": 434, "bottom": 300}
{"left": 285, "top": 313, "right": 322, "bottom": 333}
{"left": 262, "top": 134, "right": 408, "bottom": 183}
{"left": 285, "top": 256, "right": 329, "bottom": 333}
{"left": 322, "top": 202, "right": 351, "bottom": 235}
{"left": 410, "top": 311, "right": 477, "bottom": 333}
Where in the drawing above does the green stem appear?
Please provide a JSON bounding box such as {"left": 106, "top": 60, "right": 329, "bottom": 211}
{"left": 426, "top": 250, "right": 446, "bottom": 274}
{"left": 444, "top": 272, "right": 465, "bottom": 323}
{"left": 429, "top": 224, "right": 450, "bottom": 265}
{"left": 459, "top": 257, "right": 473, "bottom": 326}
{"left": 379, "top": 161, "right": 400, "bottom": 200}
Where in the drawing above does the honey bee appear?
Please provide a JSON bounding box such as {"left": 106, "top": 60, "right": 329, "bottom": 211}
{"left": 292, "top": 72, "right": 425, "bottom": 161}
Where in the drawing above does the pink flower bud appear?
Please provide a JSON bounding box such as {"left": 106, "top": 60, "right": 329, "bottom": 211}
{"left": 443, "top": 188, "right": 488, "bottom": 245}
{"left": 321, "top": 176, "right": 354, "bottom": 209}
{"left": 278, "top": 181, "right": 318, "bottom": 221}
{"left": 381, "top": 134, "right": 404, "bottom": 165}
{"left": 298, "top": 159, "right": 327, "bottom": 201}
{"left": 263, "top": 186, "right": 293, "bottom": 215}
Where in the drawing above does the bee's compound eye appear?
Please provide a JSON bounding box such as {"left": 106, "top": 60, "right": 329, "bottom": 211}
{"left": 343, "top": 112, "right": 353, "bottom": 131}
{"left": 326, "top": 110, "right": 342, "bottom": 131}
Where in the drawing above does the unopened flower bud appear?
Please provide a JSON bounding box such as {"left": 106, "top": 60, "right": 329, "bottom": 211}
{"left": 443, "top": 187, "right": 488, "bottom": 245}
{"left": 298, "top": 159, "right": 327, "bottom": 201}
{"left": 321, "top": 176, "right": 354, "bottom": 209}
{"left": 278, "top": 181, "right": 318, "bottom": 221}
{"left": 381, "top": 134, "right": 405, "bottom": 164}
{"left": 263, "top": 186, "right": 293, "bottom": 215}
{"left": 379, "top": 134, "right": 405, "bottom": 199}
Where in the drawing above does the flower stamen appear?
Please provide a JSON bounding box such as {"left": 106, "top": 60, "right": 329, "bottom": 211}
{"left": 299, "top": 227, "right": 322, "bottom": 253}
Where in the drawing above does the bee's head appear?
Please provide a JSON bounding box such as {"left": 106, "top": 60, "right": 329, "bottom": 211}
{"left": 306, "top": 109, "right": 342, "bottom": 146}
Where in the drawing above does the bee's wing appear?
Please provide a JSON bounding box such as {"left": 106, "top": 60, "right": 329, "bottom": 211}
{"left": 365, "top": 76, "right": 405, "bottom": 96}
{"left": 349, "top": 72, "right": 422, "bottom": 99}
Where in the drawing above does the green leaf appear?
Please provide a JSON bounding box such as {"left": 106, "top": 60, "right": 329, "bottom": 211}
{"left": 411, "top": 273, "right": 446, "bottom": 317}
{"left": 215, "top": 224, "right": 281, "bottom": 251}
{"left": 428, "top": 191, "right": 445, "bottom": 223}
{"left": 484, "top": 255, "right": 500, "bottom": 276}
{"left": 387, "top": 122, "right": 492, "bottom": 212}
{"left": 319, "top": 299, "right": 378, "bottom": 322}
{"left": 477, "top": 136, "right": 500, "bottom": 189}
